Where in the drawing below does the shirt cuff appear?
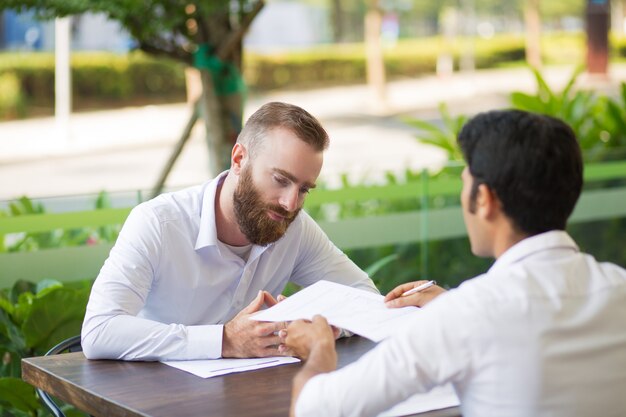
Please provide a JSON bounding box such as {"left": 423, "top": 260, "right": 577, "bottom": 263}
{"left": 185, "top": 324, "right": 224, "bottom": 359}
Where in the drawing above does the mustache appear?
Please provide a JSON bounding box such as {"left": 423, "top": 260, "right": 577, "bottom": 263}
{"left": 267, "top": 204, "right": 295, "bottom": 219}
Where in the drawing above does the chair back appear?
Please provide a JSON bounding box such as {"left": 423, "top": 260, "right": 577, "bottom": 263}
{"left": 36, "top": 335, "right": 82, "bottom": 417}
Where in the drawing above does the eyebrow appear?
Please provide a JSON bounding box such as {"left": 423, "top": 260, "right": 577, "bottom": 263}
{"left": 273, "top": 168, "right": 317, "bottom": 189}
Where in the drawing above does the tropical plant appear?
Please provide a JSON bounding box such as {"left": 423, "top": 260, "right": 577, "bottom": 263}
{"left": 596, "top": 82, "right": 626, "bottom": 153}
{"left": 402, "top": 103, "right": 467, "bottom": 162}
{"left": 0, "top": 279, "right": 92, "bottom": 416}
{"left": 510, "top": 66, "right": 608, "bottom": 156}
{"left": 406, "top": 67, "right": 626, "bottom": 163}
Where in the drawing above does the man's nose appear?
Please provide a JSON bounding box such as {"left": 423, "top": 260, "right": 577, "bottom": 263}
{"left": 279, "top": 187, "right": 300, "bottom": 212}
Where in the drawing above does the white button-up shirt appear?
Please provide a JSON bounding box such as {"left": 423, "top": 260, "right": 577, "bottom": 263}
{"left": 296, "top": 231, "right": 626, "bottom": 417}
{"left": 82, "top": 172, "right": 377, "bottom": 361}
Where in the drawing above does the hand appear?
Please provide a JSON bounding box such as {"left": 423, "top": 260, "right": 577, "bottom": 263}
{"left": 222, "top": 290, "right": 289, "bottom": 358}
{"left": 282, "top": 315, "right": 335, "bottom": 360}
{"left": 384, "top": 280, "right": 446, "bottom": 308}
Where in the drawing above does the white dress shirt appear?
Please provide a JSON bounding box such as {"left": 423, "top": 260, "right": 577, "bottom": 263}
{"left": 81, "top": 172, "right": 377, "bottom": 361}
{"left": 296, "top": 231, "right": 626, "bottom": 417}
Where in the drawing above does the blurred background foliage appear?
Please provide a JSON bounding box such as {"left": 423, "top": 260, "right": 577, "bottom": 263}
{"left": 2, "top": 32, "right": 626, "bottom": 119}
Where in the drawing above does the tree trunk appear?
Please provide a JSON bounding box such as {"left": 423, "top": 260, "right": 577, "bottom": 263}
{"left": 460, "top": 0, "right": 475, "bottom": 72}
{"left": 331, "top": 0, "right": 344, "bottom": 42}
{"left": 200, "top": 70, "right": 230, "bottom": 176}
{"left": 524, "top": 0, "right": 542, "bottom": 69}
{"left": 586, "top": 0, "right": 611, "bottom": 75}
{"left": 365, "top": 0, "right": 386, "bottom": 106}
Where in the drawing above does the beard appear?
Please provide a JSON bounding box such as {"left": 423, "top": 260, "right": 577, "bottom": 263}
{"left": 233, "top": 167, "right": 300, "bottom": 246}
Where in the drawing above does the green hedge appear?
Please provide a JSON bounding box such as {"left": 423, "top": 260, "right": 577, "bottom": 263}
{"left": 2, "top": 33, "right": 626, "bottom": 119}
{"left": 0, "top": 51, "right": 187, "bottom": 118}
{"left": 245, "top": 35, "right": 527, "bottom": 90}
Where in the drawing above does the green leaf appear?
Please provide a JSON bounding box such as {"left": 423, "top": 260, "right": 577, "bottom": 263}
{"left": 510, "top": 92, "right": 545, "bottom": 113}
{"left": 531, "top": 67, "right": 555, "bottom": 103}
{"left": 35, "top": 280, "right": 63, "bottom": 297}
{"left": 0, "top": 309, "right": 26, "bottom": 354}
{"left": 0, "top": 347, "right": 24, "bottom": 378}
{"left": 365, "top": 253, "right": 399, "bottom": 278}
{"left": 95, "top": 191, "right": 112, "bottom": 210}
{"left": 21, "top": 287, "right": 90, "bottom": 353}
{"left": 606, "top": 100, "right": 626, "bottom": 135}
{"left": 0, "top": 377, "right": 39, "bottom": 413}
{"left": 561, "top": 65, "right": 584, "bottom": 99}
{"left": 9, "top": 281, "right": 35, "bottom": 305}
{"left": 402, "top": 117, "right": 445, "bottom": 135}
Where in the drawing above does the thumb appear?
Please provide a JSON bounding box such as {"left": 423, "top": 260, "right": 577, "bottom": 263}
{"left": 385, "top": 296, "right": 416, "bottom": 309}
{"left": 242, "top": 290, "right": 265, "bottom": 314}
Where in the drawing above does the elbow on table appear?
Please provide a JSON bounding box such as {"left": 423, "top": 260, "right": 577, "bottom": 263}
{"left": 81, "top": 332, "right": 104, "bottom": 360}
{"left": 80, "top": 326, "right": 119, "bottom": 360}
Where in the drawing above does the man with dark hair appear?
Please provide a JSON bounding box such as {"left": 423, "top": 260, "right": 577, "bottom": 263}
{"left": 285, "top": 109, "right": 626, "bottom": 417}
{"left": 82, "top": 102, "right": 377, "bottom": 361}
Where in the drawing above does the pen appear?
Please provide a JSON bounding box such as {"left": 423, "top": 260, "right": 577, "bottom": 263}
{"left": 401, "top": 280, "right": 437, "bottom": 297}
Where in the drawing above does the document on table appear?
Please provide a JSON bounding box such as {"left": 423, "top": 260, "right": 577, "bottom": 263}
{"left": 252, "top": 280, "right": 420, "bottom": 342}
{"left": 377, "top": 384, "right": 460, "bottom": 417}
{"left": 161, "top": 356, "right": 300, "bottom": 378}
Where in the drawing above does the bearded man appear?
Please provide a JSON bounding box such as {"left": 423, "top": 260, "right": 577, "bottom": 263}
{"left": 81, "top": 102, "right": 377, "bottom": 361}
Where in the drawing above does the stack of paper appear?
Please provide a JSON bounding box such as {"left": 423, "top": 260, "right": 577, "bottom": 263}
{"left": 162, "top": 356, "right": 300, "bottom": 378}
{"left": 252, "top": 280, "right": 421, "bottom": 342}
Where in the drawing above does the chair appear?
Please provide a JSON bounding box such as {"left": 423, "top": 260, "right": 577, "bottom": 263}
{"left": 36, "top": 335, "right": 83, "bottom": 417}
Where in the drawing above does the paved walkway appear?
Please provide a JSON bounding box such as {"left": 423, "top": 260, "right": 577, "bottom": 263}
{"left": 1, "top": 64, "right": 625, "bottom": 202}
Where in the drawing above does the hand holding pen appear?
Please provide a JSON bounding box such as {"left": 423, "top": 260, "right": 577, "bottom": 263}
{"left": 384, "top": 279, "right": 446, "bottom": 308}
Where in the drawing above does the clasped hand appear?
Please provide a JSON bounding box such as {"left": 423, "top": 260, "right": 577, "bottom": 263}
{"left": 221, "top": 290, "right": 288, "bottom": 358}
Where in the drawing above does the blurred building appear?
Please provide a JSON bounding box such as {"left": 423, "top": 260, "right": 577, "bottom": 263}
{"left": 0, "top": 11, "right": 133, "bottom": 52}
{"left": 0, "top": 3, "right": 329, "bottom": 53}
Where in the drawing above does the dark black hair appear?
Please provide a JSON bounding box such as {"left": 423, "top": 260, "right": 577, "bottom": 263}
{"left": 457, "top": 109, "right": 583, "bottom": 235}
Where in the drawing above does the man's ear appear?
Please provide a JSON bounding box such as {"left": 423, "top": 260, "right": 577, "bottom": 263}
{"left": 231, "top": 143, "right": 247, "bottom": 175}
{"left": 475, "top": 184, "right": 500, "bottom": 220}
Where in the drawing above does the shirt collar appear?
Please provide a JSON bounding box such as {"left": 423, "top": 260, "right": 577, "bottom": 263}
{"left": 488, "top": 230, "right": 579, "bottom": 275}
{"left": 195, "top": 171, "right": 229, "bottom": 250}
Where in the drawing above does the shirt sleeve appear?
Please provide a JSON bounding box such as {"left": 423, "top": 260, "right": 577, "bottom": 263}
{"left": 81, "top": 204, "right": 223, "bottom": 361}
{"left": 295, "top": 292, "right": 473, "bottom": 417}
{"left": 291, "top": 212, "right": 378, "bottom": 294}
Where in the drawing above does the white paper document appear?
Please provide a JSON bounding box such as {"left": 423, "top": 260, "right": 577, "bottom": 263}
{"left": 162, "top": 356, "right": 300, "bottom": 378}
{"left": 377, "top": 384, "right": 460, "bottom": 417}
{"left": 252, "top": 280, "right": 420, "bottom": 342}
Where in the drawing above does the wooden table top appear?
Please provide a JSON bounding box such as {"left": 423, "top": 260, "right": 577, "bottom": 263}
{"left": 22, "top": 336, "right": 461, "bottom": 417}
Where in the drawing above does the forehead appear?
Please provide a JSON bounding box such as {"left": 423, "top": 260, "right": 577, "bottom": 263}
{"left": 252, "top": 127, "right": 323, "bottom": 182}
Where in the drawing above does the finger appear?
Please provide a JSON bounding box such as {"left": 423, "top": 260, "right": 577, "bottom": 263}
{"left": 386, "top": 285, "right": 444, "bottom": 308}
{"left": 242, "top": 290, "right": 266, "bottom": 314}
{"left": 260, "top": 334, "right": 282, "bottom": 347}
{"left": 256, "top": 321, "right": 289, "bottom": 336}
{"left": 312, "top": 315, "right": 330, "bottom": 327}
{"left": 260, "top": 345, "right": 289, "bottom": 357}
{"left": 385, "top": 293, "right": 425, "bottom": 308}
{"left": 277, "top": 294, "right": 287, "bottom": 302}
{"left": 262, "top": 291, "right": 279, "bottom": 307}
{"left": 383, "top": 281, "right": 428, "bottom": 302}
{"left": 277, "top": 343, "right": 294, "bottom": 356}
{"left": 287, "top": 319, "right": 311, "bottom": 331}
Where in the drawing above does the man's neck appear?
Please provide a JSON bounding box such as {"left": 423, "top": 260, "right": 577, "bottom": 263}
{"left": 215, "top": 173, "right": 250, "bottom": 246}
{"left": 492, "top": 224, "right": 528, "bottom": 259}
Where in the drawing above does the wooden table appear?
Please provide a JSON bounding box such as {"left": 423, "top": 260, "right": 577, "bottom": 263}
{"left": 22, "top": 336, "right": 461, "bottom": 417}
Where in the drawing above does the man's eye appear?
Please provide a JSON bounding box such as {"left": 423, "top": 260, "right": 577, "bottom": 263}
{"left": 300, "top": 187, "right": 311, "bottom": 195}
{"left": 274, "top": 176, "right": 289, "bottom": 186}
